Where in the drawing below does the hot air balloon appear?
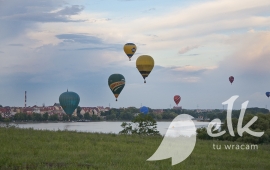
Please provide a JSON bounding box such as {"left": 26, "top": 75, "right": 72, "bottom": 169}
{"left": 108, "top": 74, "right": 125, "bottom": 101}
{"left": 229, "top": 76, "right": 234, "bottom": 84}
{"left": 266, "top": 92, "right": 270, "bottom": 98}
{"left": 124, "top": 43, "right": 137, "bottom": 61}
{"left": 59, "top": 90, "right": 80, "bottom": 115}
{"left": 174, "top": 95, "right": 181, "bottom": 106}
{"left": 140, "top": 106, "right": 149, "bottom": 114}
{"left": 136, "top": 55, "right": 154, "bottom": 83}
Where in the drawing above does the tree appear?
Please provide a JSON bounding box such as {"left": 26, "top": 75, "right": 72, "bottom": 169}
{"left": 119, "top": 114, "right": 161, "bottom": 136}
{"left": 43, "top": 112, "right": 49, "bottom": 121}
{"left": 62, "top": 114, "right": 69, "bottom": 121}
{"left": 77, "top": 106, "right": 83, "bottom": 119}
{"left": 32, "top": 113, "right": 42, "bottom": 121}
{"left": 49, "top": 114, "right": 59, "bottom": 121}
{"left": 84, "top": 112, "right": 90, "bottom": 120}
{"left": 91, "top": 115, "right": 98, "bottom": 121}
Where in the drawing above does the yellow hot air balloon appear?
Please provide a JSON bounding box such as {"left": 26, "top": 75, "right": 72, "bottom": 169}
{"left": 136, "top": 55, "right": 154, "bottom": 83}
{"left": 123, "top": 43, "right": 137, "bottom": 61}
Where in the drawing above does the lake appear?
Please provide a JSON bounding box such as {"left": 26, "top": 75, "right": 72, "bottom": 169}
{"left": 8, "top": 121, "right": 210, "bottom": 136}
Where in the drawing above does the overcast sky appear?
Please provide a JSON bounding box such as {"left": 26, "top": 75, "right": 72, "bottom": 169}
{"left": 0, "top": 0, "right": 270, "bottom": 109}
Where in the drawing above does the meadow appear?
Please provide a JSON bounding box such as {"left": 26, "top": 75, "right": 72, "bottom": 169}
{"left": 0, "top": 127, "right": 269, "bottom": 170}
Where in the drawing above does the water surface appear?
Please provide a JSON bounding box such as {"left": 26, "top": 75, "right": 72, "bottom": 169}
{"left": 9, "top": 121, "right": 210, "bottom": 136}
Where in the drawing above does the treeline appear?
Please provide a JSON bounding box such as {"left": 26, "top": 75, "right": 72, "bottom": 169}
{"left": 0, "top": 112, "right": 103, "bottom": 122}
{"left": 197, "top": 113, "right": 270, "bottom": 144}
{"left": 1, "top": 106, "right": 269, "bottom": 122}
{"left": 206, "top": 107, "right": 269, "bottom": 122}
{"left": 101, "top": 107, "right": 182, "bottom": 121}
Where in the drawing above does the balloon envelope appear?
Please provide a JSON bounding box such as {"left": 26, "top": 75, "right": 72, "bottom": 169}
{"left": 174, "top": 95, "right": 181, "bottom": 106}
{"left": 140, "top": 106, "right": 149, "bottom": 114}
{"left": 108, "top": 74, "right": 125, "bottom": 101}
{"left": 229, "top": 76, "right": 234, "bottom": 84}
{"left": 123, "top": 43, "right": 136, "bottom": 61}
{"left": 266, "top": 92, "right": 270, "bottom": 98}
{"left": 136, "top": 55, "right": 154, "bottom": 83}
{"left": 59, "top": 90, "right": 80, "bottom": 115}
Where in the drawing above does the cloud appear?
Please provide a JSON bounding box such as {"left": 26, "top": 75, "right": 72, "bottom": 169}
{"left": 56, "top": 5, "right": 84, "bottom": 16}
{"left": 56, "top": 34, "right": 102, "bottom": 44}
{"left": 0, "top": 1, "right": 85, "bottom": 41}
{"left": 178, "top": 45, "right": 199, "bottom": 54}
{"left": 172, "top": 65, "right": 217, "bottom": 73}
{"left": 54, "top": 33, "right": 122, "bottom": 51}
{"left": 8, "top": 44, "right": 24, "bottom": 46}
{"left": 0, "top": 2, "right": 85, "bottom": 23}
{"left": 219, "top": 31, "right": 270, "bottom": 75}
{"left": 143, "top": 8, "right": 156, "bottom": 13}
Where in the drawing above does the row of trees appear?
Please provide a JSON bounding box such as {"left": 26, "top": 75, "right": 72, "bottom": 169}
{"left": 1, "top": 106, "right": 268, "bottom": 122}
{"left": 101, "top": 107, "right": 184, "bottom": 121}
{"left": 0, "top": 112, "right": 102, "bottom": 122}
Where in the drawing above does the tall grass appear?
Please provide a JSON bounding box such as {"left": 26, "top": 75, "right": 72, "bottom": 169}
{"left": 0, "top": 127, "right": 269, "bottom": 169}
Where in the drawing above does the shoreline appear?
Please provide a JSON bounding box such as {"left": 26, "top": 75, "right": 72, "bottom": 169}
{"left": 1, "top": 119, "right": 210, "bottom": 125}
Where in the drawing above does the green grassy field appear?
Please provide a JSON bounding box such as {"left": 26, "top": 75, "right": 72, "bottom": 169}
{"left": 0, "top": 127, "right": 269, "bottom": 170}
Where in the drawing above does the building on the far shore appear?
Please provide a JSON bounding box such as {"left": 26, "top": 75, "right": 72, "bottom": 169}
{"left": 173, "top": 106, "right": 182, "bottom": 110}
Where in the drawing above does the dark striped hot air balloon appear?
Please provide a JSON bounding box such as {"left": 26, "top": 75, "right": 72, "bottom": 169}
{"left": 124, "top": 43, "right": 137, "bottom": 61}
{"left": 59, "top": 90, "right": 80, "bottom": 115}
{"left": 229, "top": 76, "right": 234, "bottom": 84}
{"left": 136, "top": 55, "right": 154, "bottom": 83}
{"left": 174, "top": 95, "right": 181, "bottom": 106}
{"left": 108, "top": 74, "right": 125, "bottom": 101}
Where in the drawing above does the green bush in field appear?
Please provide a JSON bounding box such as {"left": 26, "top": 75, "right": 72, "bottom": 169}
{"left": 119, "top": 114, "right": 161, "bottom": 136}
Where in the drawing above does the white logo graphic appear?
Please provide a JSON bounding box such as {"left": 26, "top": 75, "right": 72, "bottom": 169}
{"left": 147, "top": 114, "right": 196, "bottom": 165}
{"left": 207, "top": 95, "right": 264, "bottom": 137}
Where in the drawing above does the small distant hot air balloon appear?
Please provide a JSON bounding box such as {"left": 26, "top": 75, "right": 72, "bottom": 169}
{"left": 229, "top": 76, "right": 234, "bottom": 84}
{"left": 174, "top": 95, "right": 181, "bottom": 106}
{"left": 124, "top": 43, "right": 137, "bottom": 61}
{"left": 140, "top": 106, "right": 149, "bottom": 114}
{"left": 59, "top": 90, "right": 80, "bottom": 115}
{"left": 108, "top": 74, "right": 125, "bottom": 101}
{"left": 266, "top": 92, "right": 270, "bottom": 98}
{"left": 136, "top": 55, "right": 154, "bottom": 83}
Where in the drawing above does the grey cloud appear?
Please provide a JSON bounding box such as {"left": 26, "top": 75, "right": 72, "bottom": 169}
{"left": 0, "top": 1, "right": 85, "bottom": 41}
{"left": 182, "top": 54, "right": 199, "bottom": 56}
{"left": 1, "top": 11, "right": 85, "bottom": 23}
{"left": 143, "top": 8, "right": 156, "bottom": 13}
{"left": 8, "top": 44, "right": 24, "bottom": 46}
{"left": 56, "top": 34, "right": 123, "bottom": 51}
{"left": 56, "top": 34, "right": 103, "bottom": 44}
{"left": 75, "top": 46, "right": 121, "bottom": 51}
{"left": 178, "top": 45, "right": 199, "bottom": 54}
{"left": 57, "top": 5, "right": 84, "bottom": 15}
{"left": 0, "top": 1, "right": 84, "bottom": 23}
{"left": 146, "top": 34, "right": 158, "bottom": 37}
